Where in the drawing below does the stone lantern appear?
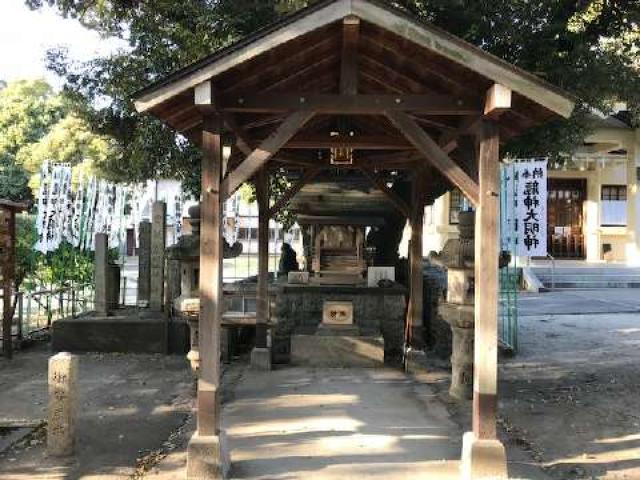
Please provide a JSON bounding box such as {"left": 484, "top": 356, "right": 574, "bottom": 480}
{"left": 429, "top": 211, "right": 476, "bottom": 400}
{"left": 166, "top": 204, "right": 242, "bottom": 372}
{"left": 430, "top": 211, "right": 510, "bottom": 400}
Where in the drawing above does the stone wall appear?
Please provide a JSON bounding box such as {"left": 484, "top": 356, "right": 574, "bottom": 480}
{"left": 271, "top": 284, "right": 406, "bottom": 366}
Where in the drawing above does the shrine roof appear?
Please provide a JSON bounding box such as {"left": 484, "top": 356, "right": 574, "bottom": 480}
{"left": 134, "top": 0, "right": 575, "bottom": 141}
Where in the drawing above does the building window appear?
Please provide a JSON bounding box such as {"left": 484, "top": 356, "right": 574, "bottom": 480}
{"left": 601, "top": 185, "right": 627, "bottom": 226}
{"left": 449, "top": 189, "right": 472, "bottom": 224}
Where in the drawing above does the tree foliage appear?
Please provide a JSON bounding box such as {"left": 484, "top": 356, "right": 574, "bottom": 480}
{"left": 0, "top": 79, "right": 115, "bottom": 203}
{"left": 28, "top": 0, "right": 640, "bottom": 197}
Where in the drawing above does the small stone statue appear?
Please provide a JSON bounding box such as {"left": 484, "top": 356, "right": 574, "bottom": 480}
{"left": 278, "top": 243, "right": 299, "bottom": 276}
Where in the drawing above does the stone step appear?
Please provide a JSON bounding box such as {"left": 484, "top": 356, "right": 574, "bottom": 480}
{"left": 531, "top": 267, "right": 640, "bottom": 289}
{"left": 541, "top": 281, "right": 640, "bottom": 289}
{"left": 532, "top": 268, "right": 640, "bottom": 276}
{"left": 291, "top": 334, "right": 384, "bottom": 368}
{"left": 536, "top": 275, "right": 640, "bottom": 282}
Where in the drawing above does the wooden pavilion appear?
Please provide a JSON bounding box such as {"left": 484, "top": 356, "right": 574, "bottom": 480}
{"left": 134, "top": 0, "right": 575, "bottom": 478}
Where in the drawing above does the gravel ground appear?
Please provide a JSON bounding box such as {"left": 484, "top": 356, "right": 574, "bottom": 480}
{"left": 0, "top": 343, "right": 194, "bottom": 479}
{"left": 499, "top": 291, "right": 640, "bottom": 480}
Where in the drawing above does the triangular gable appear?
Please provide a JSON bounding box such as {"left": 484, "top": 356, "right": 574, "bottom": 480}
{"left": 134, "top": 0, "right": 574, "bottom": 118}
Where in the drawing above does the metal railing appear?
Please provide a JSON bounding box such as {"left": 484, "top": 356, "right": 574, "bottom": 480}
{"left": 0, "top": 284, "right": 95, "bottom": 342}
{"left": 547, "top": 253, "right": 556, "bottom": 290}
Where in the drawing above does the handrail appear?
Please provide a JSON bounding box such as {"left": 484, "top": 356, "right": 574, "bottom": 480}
{"left": 546, "top": 253, "right": 556, "bottom": 290}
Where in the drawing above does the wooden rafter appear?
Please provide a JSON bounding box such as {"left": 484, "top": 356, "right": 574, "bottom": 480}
{"left": 359, "top": 168, "right": 410, "bottom": 218}
{"left": 385, "top": 110, "right": 479, "bottom": 206}
{"left": 268, "top": 167, "right": 323, "bottom": 218}
{"left": 220, "top": 110, "right": 314, "bottom": 199}
{"left": 226, "top": 35, "right": 338, "bottom": 94}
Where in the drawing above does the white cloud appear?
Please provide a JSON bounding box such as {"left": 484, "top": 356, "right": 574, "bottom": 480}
{"left": 0, "top": 0, "right": 127, "bottom": 89}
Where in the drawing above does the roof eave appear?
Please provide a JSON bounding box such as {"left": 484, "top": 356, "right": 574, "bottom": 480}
{"left": 134, "top": 0, "right": 575, "bottom": 119}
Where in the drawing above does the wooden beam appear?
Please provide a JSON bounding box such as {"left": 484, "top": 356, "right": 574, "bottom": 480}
{"left": 438, "top": 116, "right": 482, "bottom": 154}
{"left": 473, "top": 120, "right": 500, "bottom": 440}
{"left": 194, "top": 80, "right": 213, "bottom": 107}
{"left": 220, "top": 110, "right": 314, "bottom": 199}
{"left": 198, "top": 115, "right": 223, "bottom": 436}
{"left": 284, "top": 134, "right": 412, "bottom": 150}
{"left": 408, "top": 175, "right": 425, "bottom": 348}
{"left": 359, "top": 168, "right": 410, "bottom": 218}
{"left": 385, "top": 111, "right": 479, "bottom": 206}
{"left": 220, "top": 93, "right": 480, "bottom": 115}
{"left": 256, "top": 168, "right": 269, "bottom": 350}
{"left": 484, "top": 84, "right": 512, "bottom": 118}
{"left": 268, "top": 167, "right": 323, "bottom": 218}
{"left": 340, "top": 16, "right": 360, "bottom": 95}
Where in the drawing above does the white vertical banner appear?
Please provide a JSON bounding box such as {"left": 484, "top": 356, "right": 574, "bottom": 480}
{"left": 514, "top": 160, "right": 548, "bottom": 257}
{"left": 34, "top": 162, "right": 50, "bottom": 252}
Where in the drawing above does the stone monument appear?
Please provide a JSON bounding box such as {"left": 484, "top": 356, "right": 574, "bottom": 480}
{"left": 137, "top": 220, "right": 151, "bottom": 307}
{"left": 150, "top": 201, "right": 167, "bottom": 312}
{"left": 47, "top": 352, "right": 78, "bottom": 457}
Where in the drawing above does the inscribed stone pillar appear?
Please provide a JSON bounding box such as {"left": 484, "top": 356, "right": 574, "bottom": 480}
{"left": 150, "top": 202, "right": 167, "bottom": 312}
{"left": 47, "top": 352, "right": 78, "bottom": 457}
{"left": 137, "top": 221, "right": 151, "bottom": 307}
{"left": 94, "top": 233, "right": 109, "bottom": 316}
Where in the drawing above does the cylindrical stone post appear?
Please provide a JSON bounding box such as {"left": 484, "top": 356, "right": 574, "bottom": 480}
{"left": 47, "top": 352, "right": 78, "bottom": 457}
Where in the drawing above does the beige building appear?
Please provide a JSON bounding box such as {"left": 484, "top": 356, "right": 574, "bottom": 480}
{"left": 423, "top": 115, "right": 640, "bottom": 265}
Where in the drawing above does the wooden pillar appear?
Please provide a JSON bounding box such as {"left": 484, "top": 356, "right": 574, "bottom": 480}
{"left": 250, "top": 168, "right": 272, "bottom": 370}
{"left": 197, "top": 115, "right": 223, "bottom": 436}
{"left": 256, "top": 168, "right": 269, "bottom": 349}
{"left": 2, "top": 209, "right": 15, "bottom": 359}
{"left": 472, "top": 120, "right": 500, "bottom": 440}
{"left": 408, "top": 177, "right": 425, "bottom": 349}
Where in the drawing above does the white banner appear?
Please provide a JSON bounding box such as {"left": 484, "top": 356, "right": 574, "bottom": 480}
{"left": 514, "top": 160, "right": 548, "bottom": 257}
{"left": 35, "top": 163, "right": 72, "bottom": 253}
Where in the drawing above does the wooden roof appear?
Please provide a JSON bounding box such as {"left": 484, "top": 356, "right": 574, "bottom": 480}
{"left": 0, "top": 199, "right": 28, "bottom": 212}
{"left": 133, "top": 0, "right": 575, "bottom": 211}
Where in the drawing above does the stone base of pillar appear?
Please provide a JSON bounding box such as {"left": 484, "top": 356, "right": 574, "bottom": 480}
{"left": 186, "top": 432, "right": 230, "bottom": 480}
{"left": 250, "top": 347, "right": 272, "bottom": 370}
{"left": 460, "top": 431, "right": 508, "bottom": 480}
{"left": 404, "top": 348, "right": 427, "bottom": 374}
{"left": 409, "top": 325, "right": 425, "bottom": 350}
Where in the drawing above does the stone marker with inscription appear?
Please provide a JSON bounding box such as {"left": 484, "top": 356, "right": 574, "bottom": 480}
{"left": 47, "top": 352, "right": 78, "bottom": 457}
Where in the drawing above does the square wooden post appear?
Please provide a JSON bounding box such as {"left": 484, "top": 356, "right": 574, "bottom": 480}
{"left": 2, "top": 209, "right": 16, "bottom": 359}
{"left": 461, "top": 120, "right": 506, "bottom": 479}
{"left": 408, "top": 176, "right": 425, "bottom": 349}
{"left": 187, "top": 115, "right": 229, "bottom": 479}
{"left": 251, "top": 167, "right": 271, "bottom": 370}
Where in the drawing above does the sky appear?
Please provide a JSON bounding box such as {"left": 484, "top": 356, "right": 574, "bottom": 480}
{"left": 0, "top": 0, "right": 127, "bottom": 89}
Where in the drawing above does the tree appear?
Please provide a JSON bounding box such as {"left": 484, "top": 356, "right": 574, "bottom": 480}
{"left": 0, "top": 79, "right": 116, "bottom": 201}
{"left": 0, "top": 79, "right": 66, "bottom": 159}
{"left": 0, "top": 154, "right": 33, "bottom": 204}
{"left": 28, "top": 0, "right": 640, "bottom": 197}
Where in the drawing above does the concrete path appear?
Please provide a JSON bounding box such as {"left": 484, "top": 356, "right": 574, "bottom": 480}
{"left": 518, "top": 289, "right": 640, "bottom": 316}
{"left": 224, "top": 367, "right": 461, "bottom": 480}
